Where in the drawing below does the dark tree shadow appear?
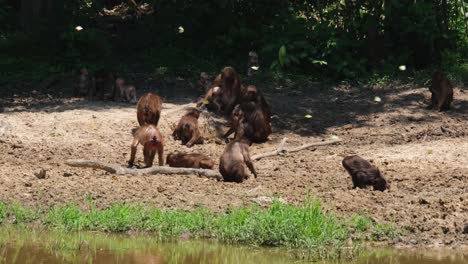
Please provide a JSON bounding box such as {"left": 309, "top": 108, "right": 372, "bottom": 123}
{"left": 1, "top": 76, "right": 467, "bottom": 138}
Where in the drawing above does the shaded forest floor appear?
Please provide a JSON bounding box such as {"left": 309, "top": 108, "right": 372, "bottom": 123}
{"left": 0, "top": 77, "right": 467, "bottom": 248}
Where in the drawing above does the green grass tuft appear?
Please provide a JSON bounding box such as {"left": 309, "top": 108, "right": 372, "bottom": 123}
{"left": 0, "top": 199, "right": 399, "bottom": 260}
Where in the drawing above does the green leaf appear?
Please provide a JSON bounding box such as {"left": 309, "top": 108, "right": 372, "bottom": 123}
{"left": 278, "top": 45, "right": 287, "bottom": 66}
{"left": 311, "top": 60, "right": 328, "bottom": 65}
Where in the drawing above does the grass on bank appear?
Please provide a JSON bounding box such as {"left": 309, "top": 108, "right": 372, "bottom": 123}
{"left": 0, "top": 200, "right": 399, "bottom": 258}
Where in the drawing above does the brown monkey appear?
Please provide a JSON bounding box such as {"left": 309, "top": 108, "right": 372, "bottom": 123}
{"left": 219, "top": 139, "right": 257, "bottom": 183}
{"left": 115, "top": 78, "right": 138, "bottom": 104}
{"left": 197, "top": 67, "right": 242, "bottom": 115}
{"left": 196, "top": 85, "right": 222, "bottom": 111}
{"left": 128, "top": 125, "right": 164, "bottom": 167}
{"left": 342, "top": 155, "right": 389, "bottom": 191}
{"left": 136, "top": 93, "right": 162, "bottom": 126}
{"left": 223, "top": 104, "right": 245, "bottom": 142}
{"left": 172, "top": 108, "right": 204, "bottom": 147}
{"left": 241, "top": 85, "right": 271, "bottom": 122}
{"left": 218, "top": 66, "right": 242, "bottom": 114}
{"left": 224, "top": 86, "right": 271, "bottom": 144}
{"left": 73, "top": 68, "right": 94, "bottom": 97}
{"left": 89, "top": 69, "right": 115, "bottom": 100}
{"left": 166, "top": 152, "right": 214, "bottom": 169}
{"left": 429, "top": 70, "right": 453, "bottom": 111}
{"left": 247, "top": 51, "right": 260, "bottom": 77}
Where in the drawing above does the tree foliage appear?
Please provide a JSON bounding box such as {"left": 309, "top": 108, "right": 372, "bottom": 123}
{"left": 0, "top": 0, "right": 466, "bottom": 81}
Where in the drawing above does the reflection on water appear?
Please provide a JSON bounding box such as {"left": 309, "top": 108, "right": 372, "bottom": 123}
{"left": 0, "top": 227, "right": 467, "bottom": 264}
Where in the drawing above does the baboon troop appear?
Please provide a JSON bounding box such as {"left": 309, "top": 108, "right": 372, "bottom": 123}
{"left": 72, "top": 65, "right": 458, "bottom": 189}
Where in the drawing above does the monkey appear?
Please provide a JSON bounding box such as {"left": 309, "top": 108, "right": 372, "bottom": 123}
{"left": 73, "top": 68, "right": 94, "bottom": 97}
{"left": 196, "top": 85, "right": 222, "bottom": 112}
{"left": 196, "top": 67, "right": 242, "bottom": 115}
{"left": 219, "top": 139, "right": 257, "bottom": 183}
{"left": 115, "top": 78, "right": 138, "bottom": 104}
{"left": 166, "top": 152, "right": 214, "bottom": 169}
{"left": 128, "top": 125, "right": 164, "bottom": 167}
{"left": 241, "top": 85, "right": 271, "bottom": 121}
{"left": 223, "top": 104, "right": 245, "bottom": 142}
{"left": 172, "top": 108, "right": 204, "bottom": 147}
{"left": 429, "top": 70, "right": 453, "bottom": 112}
{"left": 224, "top": 86, "right": 271, "bottom": 144}
{"left": 136, "top": 93, "right": 162, "bottom": 126}
{"left": 342, "top": 155, "right": 389, "bottom": 191}
{"left": 218, "top": 66, "right": 242, "bottom": 114}
{"left": 247, "top": 51, "right": 260, "bottom": 77}
{"left": 88, "top": 69, "right": 115, "bottom": 100}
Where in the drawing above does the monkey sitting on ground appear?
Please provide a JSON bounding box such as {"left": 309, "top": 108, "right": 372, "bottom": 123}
{"left": 342, "top": 155, "right": 389, "bottom": 191}
{"left": 115, "top": 78, "right": 138, "bottom": 104}
{"left": 196, "top": 67, "right": 242, "bottom": 115}
{"left": 219, "top": 139, "right": 257, "bottom": 183}
{"left": 166, "top": 152, "right": 214, "bottom": 169}
{"left": 128, "top": 125, "right": 164, "bottom": 167}
{"left": 172, "top": 108, "right": 204, "bottom": 147}
{"left": 137, "top": 93, "right": 162, "bottom": 126}
{"left": 429, "top": 70, "right": 453, "bottom": 112}
{"left": 241, "top": 85, "right": 271, "bottom": 121}
{"left": 73, "top": 68, "right": 94, "bottom": 97}
{"left": 196, "top": 85, "right": 222, "bottom": 112}
{"left": 247, "top": 51, "right": 260, "bottom": 77}
{"left": 224, "top": 86, "right": 271, "bottom": 144}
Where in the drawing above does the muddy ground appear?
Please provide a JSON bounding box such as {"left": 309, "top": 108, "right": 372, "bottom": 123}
{"left": 0, "top": 78, "right": 467, "bottom": 248}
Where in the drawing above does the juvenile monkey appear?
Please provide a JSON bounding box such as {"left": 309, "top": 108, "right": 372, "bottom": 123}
{"left": 429, "top": 70, "right": 453, "bottom": 111}
{"left": 247, "top": 51, "right": 260, "bottom": 77}
{"left": 172, "top": 108, "right": 204, "bottom": 147}
{"left": 223, "top": 104, "right": 245, "bottom": 142}
{"left": 166, "top": 152, "right": 214, "bottom": 169}
{"left": 342, "top": 155, "right": 389, "bottom": 191}
{"left": 128, "top": 125, "right": 164, "bottom": 167}
{"left": 136, "top": 93, "right": 162, "bottom": 126}
{"left": 115, "top": 78, "right": 138, "bottom": 104}
{"left": 219, "top": 139, "right": 257, "bottom": 183}
{"left": 73, "top": 68, "right": 94, "bottom": 97}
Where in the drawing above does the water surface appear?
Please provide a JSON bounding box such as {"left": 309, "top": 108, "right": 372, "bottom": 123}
{"left": 0, "top": 228, "right": 466, "bottom": 264}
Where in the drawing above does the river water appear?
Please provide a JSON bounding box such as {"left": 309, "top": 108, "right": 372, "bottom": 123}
{"left": 1, "top": 228, "right": 467, "bottom": 264}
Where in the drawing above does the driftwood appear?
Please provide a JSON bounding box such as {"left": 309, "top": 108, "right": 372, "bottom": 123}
{"left": 65, "top": 159, "right": 222, "bottom": 180}
{"left": 251, "top": 138, "right": 343, "bottom": 161}
{"left": 65, "top": 137, "right": 342, "bottom": 177}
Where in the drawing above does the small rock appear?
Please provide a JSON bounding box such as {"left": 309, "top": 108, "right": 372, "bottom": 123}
{"left": 463, "top": 224, "right": 468, "bottom": 234}
{"left": 441, "top": 226, "right": 449, "bottom": 234}
{"left": 157, "top": 186, "right": 166, "bottom": 193}
{"left": 252, "top": 196, "right": 287, "bottom": 205}
{"left": 63, "top": 172, "right": 73, "bottom": 177}
{"left": 24, "top": 182, "right": 32, "bottom": 187}
{"left": 419, "top": 198, "right": 430, "bottom": 205}
{"left": 34, "top": 169, "right": 47, "bottom": 179}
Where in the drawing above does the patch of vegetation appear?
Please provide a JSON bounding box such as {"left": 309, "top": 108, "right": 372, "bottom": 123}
{"left": 0, "top": 199, "right": 399, "bottom": 260}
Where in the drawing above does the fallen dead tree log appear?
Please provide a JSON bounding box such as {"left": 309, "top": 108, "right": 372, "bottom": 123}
{"left": 65, "top": 138, "right": 342, "bottom": 177}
